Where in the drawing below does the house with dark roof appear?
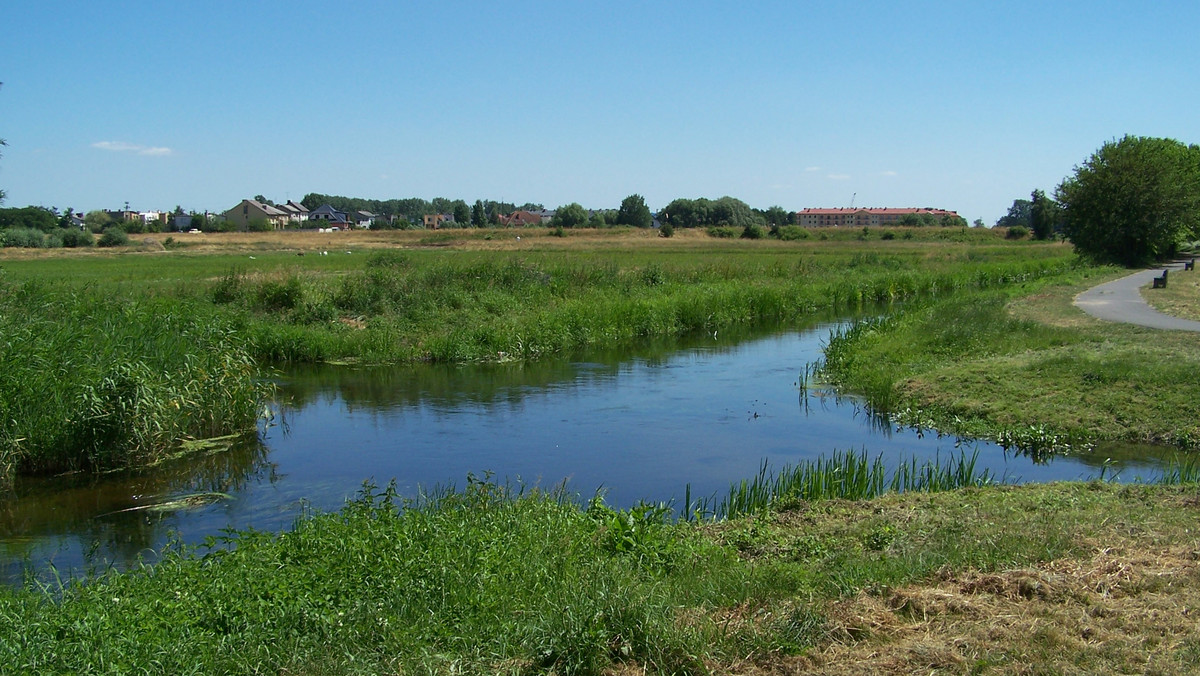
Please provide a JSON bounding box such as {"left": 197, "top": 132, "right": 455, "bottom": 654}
{"left": 277, "top": 200, "right": 310, "bottom": 224}
{"left": 352, "top": 210, "right": 376, "bottom": 229}
{"left": 222, "top": 199, "right": 289, "bottom": 230}
{"left": 308, "top": 204, "right": 350, "bottom": 226}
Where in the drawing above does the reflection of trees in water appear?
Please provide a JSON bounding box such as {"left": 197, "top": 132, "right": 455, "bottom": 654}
{"left": 278, "top": 313, "right": 847, "bottom": 415}
{"left": 0, "top": 435, "right": 276, "bottom": 573}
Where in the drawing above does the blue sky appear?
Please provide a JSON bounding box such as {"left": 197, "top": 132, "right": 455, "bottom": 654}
{"left": 2, "top": 1, "right": 1197, "bottom": 224}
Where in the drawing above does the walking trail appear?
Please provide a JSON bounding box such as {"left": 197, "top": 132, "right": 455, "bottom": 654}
{"left": 1073, "top": 259, "right": 1200, "bottom": 332}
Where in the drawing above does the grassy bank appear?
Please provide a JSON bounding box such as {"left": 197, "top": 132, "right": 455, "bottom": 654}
{"left": 2, "top": 467, "right": 1198, "bottom": 674}
{"left": 819, "top": 267, "right": 1200, "bottom": 452}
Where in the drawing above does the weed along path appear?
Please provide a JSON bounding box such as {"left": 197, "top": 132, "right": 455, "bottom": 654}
{"left": 1074, "top": 260, "right": 1200, "bottom": 331}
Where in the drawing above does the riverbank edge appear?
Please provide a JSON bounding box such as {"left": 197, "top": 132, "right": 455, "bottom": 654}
{"left": 818, "top": 266, "right": 1200, "bottom": 454}
{"left": 2, "top": 478, "right": 1197, "bottom": 674}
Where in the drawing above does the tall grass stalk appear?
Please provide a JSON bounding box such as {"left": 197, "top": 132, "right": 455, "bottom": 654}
{"left": 689, "top": 449, "right": 995, "bottom": 520}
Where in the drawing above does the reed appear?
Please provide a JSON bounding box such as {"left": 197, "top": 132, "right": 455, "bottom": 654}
{"left": 686, "top": 449, "right": 995, "bottom": 520}
{"left": 0, "top": 280, "right": 271, "bottom": 486}
{"left": 212, "top": 249, "right": 1080, "bottom": 365}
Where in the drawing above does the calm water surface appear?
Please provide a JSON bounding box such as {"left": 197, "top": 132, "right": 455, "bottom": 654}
{"left": 0, "top": 317, "right": 1173, "bottom": 583}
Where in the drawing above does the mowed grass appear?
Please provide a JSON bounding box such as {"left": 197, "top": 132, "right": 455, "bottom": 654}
{"left": 819, "top": 266, "right": 1200, "bottom": 451}
{"left": 2, "top": 473, "right": 1198, "bottom": 674}
{"left": 1141, "top": 260, "right": 1200, "bottom": 321}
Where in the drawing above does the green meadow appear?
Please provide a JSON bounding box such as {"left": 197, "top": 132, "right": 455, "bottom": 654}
{"left": 2, "top": 228, "right": 1200, "bottom": 673}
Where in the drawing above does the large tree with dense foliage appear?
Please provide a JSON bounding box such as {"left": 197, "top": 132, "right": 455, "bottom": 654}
{"left": 550, "top": 203, "right": 588, "bottom": 229}
{"left": 0, "top": 206, "right": 58, "bottom": 232}
{"left": 995, "top": 198, "right": 1032, "bottom": 229}
{"left": 615, "top": 194, "right": 652, "bottom": 228}
{"left": 658, "top": 196, "right": 763, "bottom": 229}
{"left": 1056, "top": 135, "right": 1200, "bottom": 266}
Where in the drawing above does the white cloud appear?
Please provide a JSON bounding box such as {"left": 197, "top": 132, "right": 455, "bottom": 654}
{"left": 804, "top": 166, "right": 821, "bottom": 172}
{"left": 880, "top": 170, "right": 898, "bottom": 177}
{"left": 92, "top": 141, "right": 173, "bottom": 156}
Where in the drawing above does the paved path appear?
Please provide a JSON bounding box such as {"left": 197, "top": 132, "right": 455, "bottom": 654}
{"left": 1074, "top": 260, "right": 1200, "bottom": 332}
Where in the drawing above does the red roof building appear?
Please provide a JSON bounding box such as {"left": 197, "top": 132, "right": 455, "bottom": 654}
{"left": 796, "top": 207, "right": 961, "bottom": 227}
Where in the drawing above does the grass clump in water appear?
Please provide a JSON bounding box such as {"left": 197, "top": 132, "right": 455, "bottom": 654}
{"left": 0, "top": 280, "right": 271, "bottom": 486}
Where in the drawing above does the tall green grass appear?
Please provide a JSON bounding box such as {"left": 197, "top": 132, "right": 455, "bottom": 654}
{"left": 0, "top": 479, "right": 739, "bottom": 674}
{"left": 687, "top": 449, "right": 995, "bottom": 520}
{"left": 0, "top": 280, "right": 271, "bottom": 486}
{"left": 208, "top": 248, "right": 1080, "bottom": 365}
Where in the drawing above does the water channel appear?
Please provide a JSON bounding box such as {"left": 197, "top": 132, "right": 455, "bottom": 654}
{"left": 0, "top": 313, "right": 1175, "bottom": 584}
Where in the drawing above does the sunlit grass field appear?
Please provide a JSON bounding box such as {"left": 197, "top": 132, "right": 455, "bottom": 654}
{"left": 4, "top": 228, "right": 1200, "bottom": 673}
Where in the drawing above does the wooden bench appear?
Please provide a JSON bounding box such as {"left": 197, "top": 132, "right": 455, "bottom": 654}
{"left": 1185, "top": 258, "right": 1195, "bottom": 271}
{"left": 1152, "top": 269, "right": 1169, "bottom": 288}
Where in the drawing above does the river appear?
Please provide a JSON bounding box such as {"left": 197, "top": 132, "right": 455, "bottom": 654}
{"left": 0, "top": 314, "right": 1174, "bottom": 584}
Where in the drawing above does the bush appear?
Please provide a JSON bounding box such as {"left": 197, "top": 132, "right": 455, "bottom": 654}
{"left": 0, "top": 227, "right": 47, "bottom": 248}
{"left": 1005, "top": 226, "right": 1030, "bottom": 240}
{"left": 773, "top": 225, "right": 809, "bottom": 241}
{"left": 659, "top": 222, "right": 674, "bottom": 238}
{"left": 60, "top": 228, "right": 94, "bottom": 248}
{"left": 741, "top": 224, "right": 765, "bottom": 240}
{"left": 98, "top": 227, "right": 129, "bottom": 248}
{"left": 706, "top": 226, "right": 738, "bottom": 239}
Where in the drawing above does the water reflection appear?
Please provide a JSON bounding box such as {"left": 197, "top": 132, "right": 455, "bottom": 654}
{"left": 0, "top": 311, "right": 1180, "bottom": 584}
{"left": 0, "top": 435, "right": 275, "bottom": 582}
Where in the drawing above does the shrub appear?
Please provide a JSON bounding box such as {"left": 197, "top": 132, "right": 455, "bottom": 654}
{"left": 659, "top": 222, "right": 674, "bottom": 238}
{"left": 0, "top": 227, "right": 47, "bottom": 248}
{"left": 741, "top": 224, "right": 765, "bottom": 240}
{"left": 60, "top": 228, "right": 94, "bottom": 248}
{"left": 706, "top": 226, "right": 738, "bottom": 238}
{"left": 98, "top": 227, "right": 129, "bottom": 247}
{"left": 774, "top": 225, "right": 809, "bottom": 241}
{"left": 1005, "top": 225, "right": 1030, "bottom": 240}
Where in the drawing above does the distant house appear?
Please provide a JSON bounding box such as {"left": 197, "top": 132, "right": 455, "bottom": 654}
{"left": 423, "top": 213, "right": 452, "bottom": 229}
{"left": 352, "top": 210, "right": 376, "bottom": 229}
{"left": 796, "top": 207, "right": 962, "bottom": 227}
{"left": 104, "top": 209, "right": 139, "bottom": 223}
{"left": 171, "top": 214, "right": 193, "bottom": 232}
{"left": 222, "top": 199, "right": 289, "bottom": 230}
{"left": 497, "top": 210, "right": 542, "bottom": 227}
{"left": 309, "top": 204, "right": 350, "bottom": 226}
{"left": 277, "top": 200, "right": 310, "bottom": 224}
{"left": 538, "top": 209, "right": 556, "bottom": 224}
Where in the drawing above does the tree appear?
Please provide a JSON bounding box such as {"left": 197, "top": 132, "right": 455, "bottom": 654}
{"left": 84, "top": 210, "right": 113, "bottom": 233}
{"left": 995, "top": 199, "right": 1032, "bottom": 228}
{"left": 551, "top": 203, "right": 588, "bottom": 229}
{"left": 471, "top": 200, "right": 486, "bottom": 228}
{"left": 972, "top": 218, "right": 985, "bottom": 228}
{"left": 1056, "top": 135, "right": 1200, "bottom": 266}
{"left": 0, "top": 206, "right": 58, "bottom": 232}
{"left": 1029, "top": 189, "right": 1057, "bottom": 240}
{"left": 616, "top": 194, "right": 652, "bottom": 228}
{"left": 452, "top": 200, "right": 471, "bottom": 226}
{"left": 762, "top": 206, "right": 793, "bottom": 227}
